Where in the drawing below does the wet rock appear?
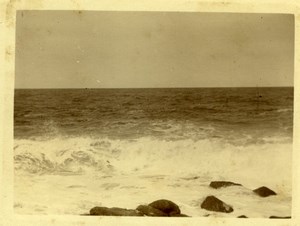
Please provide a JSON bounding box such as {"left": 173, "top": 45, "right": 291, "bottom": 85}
{"left": 136, "top": 205, "right": 167, "bottom": 217}
{"left": 269, "top": 216, "right": 291, "bottom": 219}
{"left": 149, "top": 199, "right": 181, "bottom": 216}
{"left": 200, "top": 196, "right": 233, "bottom": 213}
{"left": 237, "top": 215, "right": 248, "bottom": 218}
{"left": 182, "top": 176, "right": 200, "bottom": 180}
{"left": 90, "top": 207, "right": 143, "bottom": 216}
{"left": 253, "top": 186, "right": 277, "bottom": 197}
{"left": 170, "top": 213, "right": 190, "bottom": 217}
{"left": 209, "top": 181, "right": 242, "bottom": 189}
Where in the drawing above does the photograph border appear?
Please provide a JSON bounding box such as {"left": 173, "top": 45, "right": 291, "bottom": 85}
{"left": 1, "top": 0, "right": 300, "bottom": 225}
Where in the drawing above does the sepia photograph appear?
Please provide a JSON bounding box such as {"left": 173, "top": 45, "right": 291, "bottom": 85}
{"left": 13, "top": 10, "right": 294, "bottom": 218}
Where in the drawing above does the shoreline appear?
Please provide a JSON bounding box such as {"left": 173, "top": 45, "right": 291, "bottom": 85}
{"left": 14, "top": 172, "right": 292, "bottom": 217}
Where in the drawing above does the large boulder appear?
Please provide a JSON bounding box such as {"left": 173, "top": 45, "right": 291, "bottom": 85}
{"left": 209, "top": 181, "right": 242, "bottom": 189}
{"left": 136, "top": 205, "right": 168, "bottom": 217}
{"left": 90, "top": 207, "right": 143, "bottom": 216}
{"left": 148, "top": 199, "right": 181, "bottom": 216}
{"left": 200, "top": 196, "right": 233, "bottom": 213}
{"left": 253, "top": 186, "right": 277, "bottom": 197}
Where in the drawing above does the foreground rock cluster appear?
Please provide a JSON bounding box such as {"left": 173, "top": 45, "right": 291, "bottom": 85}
{"left": 88, "top": 180, "right": 290, "bottom": 218}
{"left": 90, "top": 199, "right": 189, "bottom": 217}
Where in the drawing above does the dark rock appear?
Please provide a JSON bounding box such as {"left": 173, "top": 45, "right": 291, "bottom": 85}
{"left": 136, "top": 205, "right": 168, "bottom": 217}
{"left": 149, "top": 199, "right": 181, "bottom": 216}
{"left": 200, "top": 196, "right": 233, "bottom": 213}
{"left": 269, "top": 216, "right": 291, "bottom": 219}
{"left": 182, "top": 176, "right": 200, "bottom": 180}
{"left": 170, "top": 213, "right": 190, "bottom": 217}
{"left": 90, "top": 207, "right": 143, "bottom": 216}
{"left": 209, "top": 181, "right": 242, "bottom": 189}
{"left": 253, "top": 186, "right": 277, "bottom": 197}
{"left": 237, "top": 215, "right": 248, "bottom": 218}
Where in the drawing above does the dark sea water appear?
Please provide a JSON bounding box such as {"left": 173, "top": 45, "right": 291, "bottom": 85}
{"left": 13, "top": 87, "right": 294, "bottom": 176}
{"left": 14, "top": 87, "right": 293, "bottom": 144}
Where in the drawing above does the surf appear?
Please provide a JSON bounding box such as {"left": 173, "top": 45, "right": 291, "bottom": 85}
{"left": 14, "top": 136, "right": 292, "bottom": 192}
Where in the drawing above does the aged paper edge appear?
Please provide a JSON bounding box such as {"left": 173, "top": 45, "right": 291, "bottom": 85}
{"left": 0, "top": 0, "right": 300, "bottom": 225}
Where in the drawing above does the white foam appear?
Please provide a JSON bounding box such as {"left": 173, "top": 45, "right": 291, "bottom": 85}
{"left": 14, "top": 136, "right": 292, "bottom": 216}
{"left": 14, "top": 136, "right": 292, "bottom": 190}
{"left": 276, "top": 108, "right": 293, "bottom": 113}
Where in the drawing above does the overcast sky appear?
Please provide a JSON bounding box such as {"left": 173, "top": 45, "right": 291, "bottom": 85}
{"left": 15, "top": 11, "right": 294, "bottom": 88}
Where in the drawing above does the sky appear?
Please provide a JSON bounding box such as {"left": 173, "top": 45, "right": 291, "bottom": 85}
{"left": 15, "top": 11, "right": 294, "bottom": 88}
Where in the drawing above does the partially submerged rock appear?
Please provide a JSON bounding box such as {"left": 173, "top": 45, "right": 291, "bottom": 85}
{"left": 269, "top": 216, "right": 291, "bottom": 219}
{"left": 237, "top": 215, "right": 248, "bottom": 218}
{"left": 209, "top": 181, "right": 242, "bottom": 189}
{"left": 170, "top": 213, "right": 190, "bottom": 217}
{"left": 149, "top": 199, "right": 181, "bottom": 216}
{"left": 90, "top": 207, "right": 143, "bottom": 216}
{"left": 253, "top": 186, "right": 277, "bottom": 197}
{"left": 201, "top": 196, "right": 233, "bottom": 213}
{"left": 136, "top": 205, "right": 167, "bottom": 217}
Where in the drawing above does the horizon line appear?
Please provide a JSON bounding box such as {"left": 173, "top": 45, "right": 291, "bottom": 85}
{"left": 14, "top": 86, "right": 294, "bottom": 89}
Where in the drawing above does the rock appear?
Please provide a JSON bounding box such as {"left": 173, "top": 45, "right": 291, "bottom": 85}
{"left": 253, "top": 186, "right": 277, "bottom": 197}
{"left": 269, "top": 216, "right": 291, "bottom": 219}
{"left": 182, "top": 176, "right": 200, "bottom": 180}
{"left": 200, "top": 196, "right": 233, "bottom": 213}
{"left": 136, "top": 205, "right": 168, "bottom": 217}
{"left": 149, "top": 199, "right": 181, "bottom": 216}
{"left": 90, "top": 207, "right": 143, "bottom": 216}
{"left": 209, "top": 181, "right": 242, "bottom": 189}
{"left": 170, "top": 213, "right": 190, "bottom": 217}
{"left": 237, "top": 215, "right": 248, "bottom": 218}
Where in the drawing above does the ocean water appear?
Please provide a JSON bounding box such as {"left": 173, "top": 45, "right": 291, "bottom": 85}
{"left": 14, "top": 87, "right": 294, "bottom": 216}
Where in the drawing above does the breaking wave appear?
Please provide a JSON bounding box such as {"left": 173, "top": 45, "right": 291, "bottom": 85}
{"left": 14, "top": 136, "right": 292, "bottom": 189}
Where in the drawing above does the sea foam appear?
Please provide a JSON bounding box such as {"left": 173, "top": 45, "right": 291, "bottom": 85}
{"left": 14, "top": 136, "right": 292, "bottom": 193}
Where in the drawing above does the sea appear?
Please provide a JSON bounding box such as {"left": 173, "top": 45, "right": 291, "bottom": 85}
{"left": 13, "top": 87, "right": 294, "bottom": 216}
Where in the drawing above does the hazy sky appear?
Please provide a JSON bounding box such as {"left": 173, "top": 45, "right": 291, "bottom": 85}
{"left": 15, "top": 11, "right": 294, "bottom": 88}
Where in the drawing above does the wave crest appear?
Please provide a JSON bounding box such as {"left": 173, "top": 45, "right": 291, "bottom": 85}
{"left": 14, "top": 136, "right": 292, "bottom": 189}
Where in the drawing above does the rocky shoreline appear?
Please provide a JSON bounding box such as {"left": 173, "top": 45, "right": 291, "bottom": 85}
{"left": 85, "top": 180, "right": 291, "bottom": 218}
